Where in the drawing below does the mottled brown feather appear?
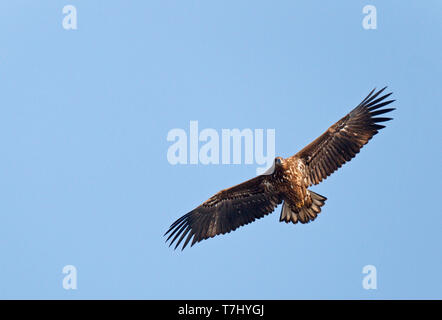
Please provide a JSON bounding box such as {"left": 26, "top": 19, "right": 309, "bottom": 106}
{"left": 165, "top": 87, "right": 395, "bottom": 250}
{"left": 165, "top": 174, "right": 283, "bottom": 250}
{"left": 293, "top": 87, "right": 395, "bottom": 186}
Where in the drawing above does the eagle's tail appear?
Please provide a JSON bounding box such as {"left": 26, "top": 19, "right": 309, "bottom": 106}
{"left": 279, "top": 191, "right": 327, "bottom": 224}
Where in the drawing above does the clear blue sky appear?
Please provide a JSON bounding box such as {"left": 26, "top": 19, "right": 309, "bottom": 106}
{"left": 0, "top": 1, "right": 441, "bottom": 299}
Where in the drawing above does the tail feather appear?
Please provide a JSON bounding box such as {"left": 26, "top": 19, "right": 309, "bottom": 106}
{"left": 280, "top": 191, "right": 327, "bottom": 224}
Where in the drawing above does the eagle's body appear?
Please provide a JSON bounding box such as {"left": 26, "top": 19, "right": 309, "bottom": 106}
{"left": 277, "top": 157, "right": 323, "bottom": 223}
{"left": 165, "top": 87, "right": 395, "bottom": 250}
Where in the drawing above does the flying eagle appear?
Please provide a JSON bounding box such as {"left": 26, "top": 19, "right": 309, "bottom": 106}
{"left": 165, "top": 87, "right": 395, "bottom": 250}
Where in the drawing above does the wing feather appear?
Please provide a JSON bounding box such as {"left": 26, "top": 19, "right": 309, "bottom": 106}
{"left": 164, "top": 174, "right": 283, "bottom": 250}
{"left": 294, "top": 87, "right": 395, "bottom": 186}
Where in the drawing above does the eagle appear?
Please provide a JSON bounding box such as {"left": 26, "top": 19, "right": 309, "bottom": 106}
{"left": 165, "top": 87, "right": 395, "bottom": 250}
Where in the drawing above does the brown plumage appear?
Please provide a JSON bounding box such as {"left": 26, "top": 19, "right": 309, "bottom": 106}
{"left": 165, "top": 87, "right": 395, "bottom": 250}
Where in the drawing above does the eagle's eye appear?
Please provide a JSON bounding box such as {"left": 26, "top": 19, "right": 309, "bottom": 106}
{"left": 275, "top": 157, "right": 282, "bottom": 165}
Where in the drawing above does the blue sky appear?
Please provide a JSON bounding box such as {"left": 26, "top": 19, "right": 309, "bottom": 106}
{"left": 0, "top": 1, "right": 441, "bottom": 299}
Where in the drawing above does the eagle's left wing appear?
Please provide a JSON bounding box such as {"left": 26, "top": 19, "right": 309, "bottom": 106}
{"left": 165, "top": 174, "right": 283, "bottom": 250}
{"left": 293, "top": 87, "right": 395, "bottom": 186}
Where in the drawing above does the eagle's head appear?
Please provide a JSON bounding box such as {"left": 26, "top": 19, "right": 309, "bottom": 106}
{"left": 261, "top": 157, "right": 284, "bottom": 176}
{"left": 275, "top": 157, "right": 284, "bottom": 166}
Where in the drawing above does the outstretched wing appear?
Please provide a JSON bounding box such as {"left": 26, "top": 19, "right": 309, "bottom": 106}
{"left": 165, "top": 174, "right": 283, "bottom": 250}
{"left": 294, "top": 87, "right": 395, "bottom": 186}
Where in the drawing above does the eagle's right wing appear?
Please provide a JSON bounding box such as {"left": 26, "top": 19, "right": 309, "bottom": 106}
{"left": 165, "top": 174, "right": 283, "bottom": 250}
